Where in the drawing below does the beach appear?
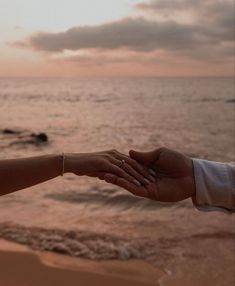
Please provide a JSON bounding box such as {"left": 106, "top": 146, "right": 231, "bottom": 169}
{"left": 0, "top": 240, "right": 161, "bottom": 286}
{"left": 0, "top": 77, "right": 234, "bottom": 285}
{"left": 0, "top": 226, "right": 234, "bottom": 286}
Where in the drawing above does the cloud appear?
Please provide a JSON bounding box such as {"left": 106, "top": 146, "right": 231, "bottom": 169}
{"left": 135, "top": 0, "right": 201, "bottom": 12}
{"left": 135, "top": 0, "right": 233, "bottom": 39}
{"left": 19, "top": 16, "right": 232, "bottom": 52}
{"left": 14, "top": 0, "right": 233, "bottom": 67}
{"left": 135, "top": 0, "right": 233, "bottom": 15}
{"left": 135, "top": 0, "right": 234, "bottom": 29}
{"left": 24, "top": 18, "right": 208, "bottom": 52}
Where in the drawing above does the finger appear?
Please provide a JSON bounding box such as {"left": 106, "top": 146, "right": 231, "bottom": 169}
{"left": 110, "top": 158, "right": 151, "bottom": 186}
{"left": 117, "top": 178, "right": 149, "bottom": 198}
{"left": 129, "top": 148, "right": 163, "bottom": 165}
{"left": 113, "top": 152, "right": 153, "bottom": 181}
{"left": 107, "top": 163, "right": 142, "bottom": 186}
{"left": 147, "top": 184, "right": 159, "bottom": 201}
{"left": 86, "top": 172, "right": 106, "bottom": 180}
{"left": 103, "top": 173, "right": 118, "bottom": 184}
{"left": 104, "top": 173, "right": 149, "bottom": 198}
{"left": 97, "top": 172, "right": 107, "bottom": 180}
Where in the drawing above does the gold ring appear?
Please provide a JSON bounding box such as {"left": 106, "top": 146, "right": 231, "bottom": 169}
{"left": 120, "top": 159, "right": 125, "bottom": 167}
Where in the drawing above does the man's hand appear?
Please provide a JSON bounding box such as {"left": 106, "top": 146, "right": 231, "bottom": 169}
{"left": 104, "top": 147, "right": 196, "bottom": 202}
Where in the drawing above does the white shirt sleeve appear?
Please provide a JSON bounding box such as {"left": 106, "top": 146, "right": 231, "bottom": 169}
{"left": 192, "top": 159, "right": 235, "bottom": 213}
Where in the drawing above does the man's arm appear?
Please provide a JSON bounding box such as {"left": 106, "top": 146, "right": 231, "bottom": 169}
{"left": 192, "top": 159, "right": 235, "bottom": 212}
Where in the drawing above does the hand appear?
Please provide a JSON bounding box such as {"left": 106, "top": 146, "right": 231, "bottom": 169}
{"left": 103, "top": 147, "right": 196, "bottom": 202}
{"left": 64, "top": 149, "right": 153, "bottom": 186}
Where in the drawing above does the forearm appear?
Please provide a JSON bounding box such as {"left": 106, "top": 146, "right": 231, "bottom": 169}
{"left": 0, "top": 154, "right": 63, "bottom": 195}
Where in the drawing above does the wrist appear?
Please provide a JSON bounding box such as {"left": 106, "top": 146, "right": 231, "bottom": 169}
{"left": 63, "top": 153, "right": 83, "bottom": 175}
{"left": 63, "top": 153, "right": 74, "bottom": 174}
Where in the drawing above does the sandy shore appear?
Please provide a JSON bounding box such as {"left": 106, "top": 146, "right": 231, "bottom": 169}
{"left": 0, "top": 222, "right": 234, "bottom": 286}
{"left": 0, "top": 239, "right": 162, "bottom": 286}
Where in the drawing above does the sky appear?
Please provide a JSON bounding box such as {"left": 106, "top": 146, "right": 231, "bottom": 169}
{"left": 0, "top": 0, "right": 234, "bottom": 77}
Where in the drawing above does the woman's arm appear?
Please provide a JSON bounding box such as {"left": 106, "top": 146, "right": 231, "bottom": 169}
{"left": 0, "top": 155, "right": 62, "bottom": 195}
{"left": 0, "top": 150, "right": 152, "bottom": 196}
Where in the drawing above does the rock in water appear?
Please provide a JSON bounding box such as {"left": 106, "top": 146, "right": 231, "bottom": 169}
{"left": 2, "top": 128, "right": 21, "bottom": 134}
{"left": 31, "top": 133, "right": 48, "bottom": 143}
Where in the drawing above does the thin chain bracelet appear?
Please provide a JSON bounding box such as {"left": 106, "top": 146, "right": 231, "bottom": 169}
{"left": 61, "top": 152, "right": 65, "bottom": 176}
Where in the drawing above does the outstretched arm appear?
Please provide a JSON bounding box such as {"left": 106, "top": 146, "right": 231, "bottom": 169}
{"left": 0, "top": 155, "right": 62, "bottom": 195}
{"left": 0, "top": 150, "right": 151, "bottom": 196}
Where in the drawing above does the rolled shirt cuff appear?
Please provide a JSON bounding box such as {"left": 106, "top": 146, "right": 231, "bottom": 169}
{"left": 192, "top": 159, "right": 235, "bottom": 213}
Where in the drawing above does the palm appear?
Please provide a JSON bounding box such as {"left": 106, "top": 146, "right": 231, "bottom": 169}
{"left": 144, "top": 148, "right": 195, "bottom": 202}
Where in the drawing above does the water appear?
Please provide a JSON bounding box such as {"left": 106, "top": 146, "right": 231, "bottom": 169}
{"left": 0, "top": 77, "right": 234, "bottom": 282}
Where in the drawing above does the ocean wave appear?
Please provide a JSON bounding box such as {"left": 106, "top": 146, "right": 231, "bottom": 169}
{"left": 44, "top": 189, "right": 180, "bottom": 210}
{"left": 0, "top": 223, "right": 149, "bottom": 260}
{"left": 0, "top": 223, "right": 234, "bottom": 264}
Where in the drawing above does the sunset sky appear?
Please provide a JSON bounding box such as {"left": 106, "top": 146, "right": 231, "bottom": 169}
{"left": 0, "top": 0, "right": 233, "bottom": 77}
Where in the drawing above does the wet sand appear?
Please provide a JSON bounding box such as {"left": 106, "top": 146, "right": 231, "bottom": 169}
{"left": 0, "top": 240, "right": 162, "bottom": 286}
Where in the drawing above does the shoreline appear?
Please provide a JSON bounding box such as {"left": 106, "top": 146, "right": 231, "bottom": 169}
{"left": 0, "top": 239, "right": 163, "bottom": 286}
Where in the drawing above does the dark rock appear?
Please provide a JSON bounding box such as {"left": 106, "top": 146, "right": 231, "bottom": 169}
{"left": 31, "top": 133, "right": 48, "bottom": 143}
{"left": 2, "top": 128, "right": 21, "bottom": 134}
{"left": 226, "top": 99, "right": 235, "bottom": 103}
{"left": 2, "top": 128, "right": 49, "bottom": 146}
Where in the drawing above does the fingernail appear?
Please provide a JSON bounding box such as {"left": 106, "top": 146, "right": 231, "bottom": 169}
{"left": 149, "top": 168, "right": 157, "bottom": 176}
{"left": 148, "top": 175, "right": 156, "bottom": 182}
{"left": 133, "top": 179, "right": 141, "bottom": 186}
{"left": 144, "top": 178, "right": 151, "bottom": 185}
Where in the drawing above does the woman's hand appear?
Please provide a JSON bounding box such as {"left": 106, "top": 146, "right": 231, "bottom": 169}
{"left": 64, "top": 150, "right": 154, "bottom": 186}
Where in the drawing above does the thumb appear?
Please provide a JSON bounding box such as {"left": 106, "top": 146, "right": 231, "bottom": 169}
{"left": 129, "top": 149, "right": 157, "bottom": 165}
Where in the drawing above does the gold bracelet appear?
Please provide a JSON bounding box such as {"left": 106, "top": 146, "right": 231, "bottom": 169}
{"left": 61, "top": 152, "right": 65, "bottom": 176}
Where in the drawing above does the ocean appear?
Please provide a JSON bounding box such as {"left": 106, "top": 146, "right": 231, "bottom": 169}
{"left": 0, "top": 77, "right": 234, "bottom": 283}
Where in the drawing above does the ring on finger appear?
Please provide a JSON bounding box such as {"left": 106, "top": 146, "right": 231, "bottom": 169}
{"left": 119, "top": 159, "right": 125, "bottom": 168}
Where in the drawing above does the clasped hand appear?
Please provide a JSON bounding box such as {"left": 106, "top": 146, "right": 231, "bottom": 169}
{"left": 65, "top": 148, "right": 196, "bottom": 203}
